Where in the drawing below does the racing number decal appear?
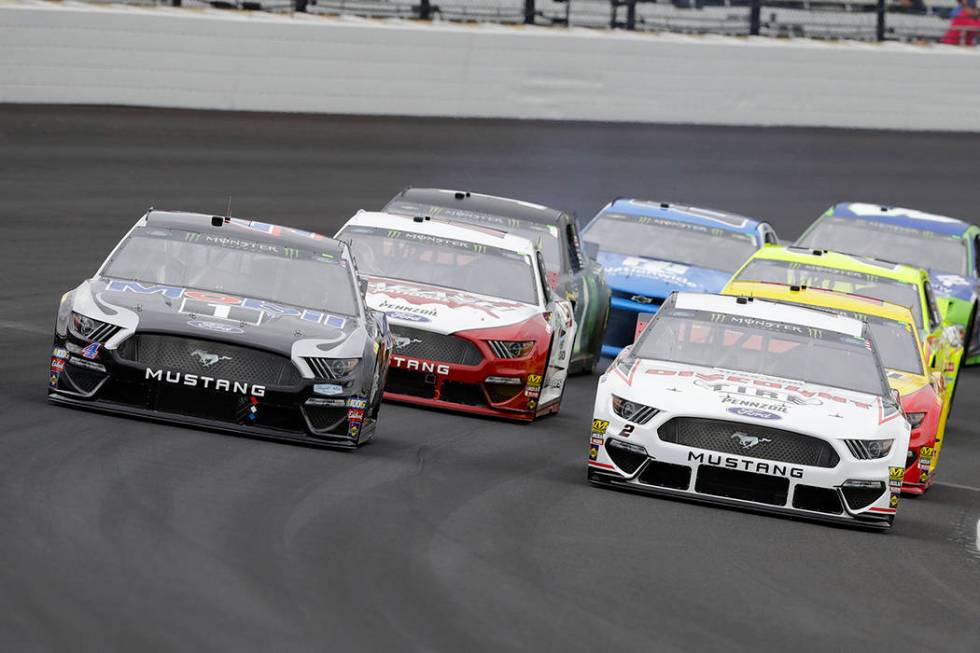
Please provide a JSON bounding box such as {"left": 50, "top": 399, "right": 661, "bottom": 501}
{"left": 620, "top": 424, "right": 635, "bottom": 438}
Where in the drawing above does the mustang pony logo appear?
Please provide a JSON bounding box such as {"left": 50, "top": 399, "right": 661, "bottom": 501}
{"left": 190, "top": 349, "right": 233, "bottom": 368}
{"left": 393, "top": 336, "right": 423, "bottom": 350}
{"left": 730, "top": 431, "right": 772, "bottom": 450}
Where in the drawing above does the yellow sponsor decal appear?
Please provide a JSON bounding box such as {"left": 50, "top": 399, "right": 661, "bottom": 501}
{"left": 592, "top": 419, "right": 609, "bottom": 434}
{"left": 920, "top": 446, "right": 935, "bottom": 459}
{"left": 527, "top": 374, "right": 543, "bottom": 388}
{"left": 889, "top": 466, "right": 904, "bottom": 481}
{"left": 890, "top": 494, "right": 899, "bottom": 508}
{"left": 589, "top": 446, "right": 598, "bottom": 460}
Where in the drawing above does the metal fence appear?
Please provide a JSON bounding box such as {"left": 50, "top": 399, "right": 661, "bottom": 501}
{"left": 122, "top": 0, "right": 967, "bottom": 42}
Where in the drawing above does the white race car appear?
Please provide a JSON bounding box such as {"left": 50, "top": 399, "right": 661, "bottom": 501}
{"left": 588, "top": 292, "right": 911, "bottom": 529}
{"left": 336, "top": 211, "right": 576, "bottom": 420}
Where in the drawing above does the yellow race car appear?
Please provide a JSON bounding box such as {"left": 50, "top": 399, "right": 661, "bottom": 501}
{"left": 721, "top": 281, "right": 951, "bottom": 494}
{"left": 726, "top": 246, "right": 964, "bottom": 408}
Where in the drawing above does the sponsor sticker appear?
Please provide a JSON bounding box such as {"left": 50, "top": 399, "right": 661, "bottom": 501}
{"left": 528, "top": 399, "right": 537, "bottom": 410}
{"left": 52, "top": 347, "right": 69, "bottom": 359}
{"left": 527, "top": 374, "right": 543, "bottom": 388}
{"left": 347, "top": 408, "right": 365, "bottom": 422}
{"left": 589, "top": 445, "right": 599, "bottom": 461}
{"left": 726, "top": 406, "right": 782, "bottom": 421}
{"left": 187, "top": 320, "right": 245, "bottom": 335}
{"left": 50, "top": 357, "right": 66, "bottom": 373}
{"left": 347, "top": 398, "right": 367, "bottom": 409}
{"left": 387, "top": 312, "right": 431, "bottom": 323}
{"left": 592, "top": 419, "right": 609, "bottom": 435}
{"left": 590, "top": 434, "right": 604, "bottom": 446}
{"left": 314, "top": 383, "right": 343, "bottom": 396}
{"left": 49, "top": 371, "right": 60, "bottom": 389}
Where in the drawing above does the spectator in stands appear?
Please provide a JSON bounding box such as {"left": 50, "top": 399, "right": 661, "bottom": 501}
{"left": 950, "top": 0, "right": 968, "bottom": 18}
{"left": 942, "top": 0, "right": 980, "bottom": 44}
{"left": 896, "top": 0, "right": 927, "bottom": 14}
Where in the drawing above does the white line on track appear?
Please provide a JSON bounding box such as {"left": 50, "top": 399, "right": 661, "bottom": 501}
{"left": 976, "top": 518, "right": 979, "bottom": 554}
{"left": 936, "top": 481, "right": 980, "bottom": 494}
{"left": 0, "top": 320, "right": 48, "bottom": 335}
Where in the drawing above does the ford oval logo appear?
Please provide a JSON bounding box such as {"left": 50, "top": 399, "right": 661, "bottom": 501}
{"left": 727, "top": 406, "right": 781, "bottom": 420}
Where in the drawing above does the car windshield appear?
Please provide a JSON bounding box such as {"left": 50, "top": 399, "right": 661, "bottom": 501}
{"left": 102, "top": 227, "right": 359, "bottom": 315}
{"left": 734, "top": 258, "right": 924, "bottom": 331}
{"left": 385, "top": 200, "right": 563, "bottom": 271}
{"left": 634, "top": 306, "right": 887, "bottom": 397}
{"left": 775, "top": 301, "right": 923, "bottom": 376}
{"left": 798, "top": 216, "right": 968, "bottom": 276}
{"left": 339, "top": 225, "right": 539, "bottom": 305}
{"left": 583, "top": 213, "right": 758, "bottom": 272}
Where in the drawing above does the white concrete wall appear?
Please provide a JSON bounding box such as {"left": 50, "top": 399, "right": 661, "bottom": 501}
{"left": 2, "top": 0, "right": 980, "bottom": 130}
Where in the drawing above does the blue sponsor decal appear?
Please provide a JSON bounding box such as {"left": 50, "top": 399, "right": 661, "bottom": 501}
{"left": 388, "top": 311, "right": 430, "bottom": 323}
{"left": 187, "top": 320, "right": 245, "bottom": 334}
{"left": 81, "top": 342, "right": 101, "bottom": 360}
{"left": 727, "top": 406, "right": 782, "bottom": 421}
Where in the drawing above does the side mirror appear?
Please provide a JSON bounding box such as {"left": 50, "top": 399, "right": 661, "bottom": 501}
{"left": 583, "top": 240, "right": 600, "bottom": 261}
{"left": 890, "top": 387, "right": 902, "bottom": 407}
{"left": 359, "top": 277, "right": 369, "bottom": 298}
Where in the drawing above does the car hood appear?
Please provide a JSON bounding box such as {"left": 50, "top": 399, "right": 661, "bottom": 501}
{"left": 929, "top": 271, "right": 978, "bottom": 302}
{"left": 606, "top": 358, "right": 900, "bottom": 438}
{"left": 884, "top": 368, "right": 929, "bottom": 398}
{"left": 596, "top": 251, "right": 731, "bottom": 298}
{"left": 74, "top": 278, "right": 367, "bottom": 358}
{"left": 364, "top": 276, "right": 540, "bottom": 335}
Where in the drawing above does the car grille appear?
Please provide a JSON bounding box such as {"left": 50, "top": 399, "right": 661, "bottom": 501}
{"left": 390, "top": 326, "right": 482, "bottom": 365}
{"left": 695, "top": 466, "right": 789, "bottom": 506}
{"left": 658, "top": 417, "right": 840, "bottom": 468}
{"left": 385, "top": 368, "right": 437, "bottom": 399}
{"left": 302, "top": 404, "right": 348, "bottom": 433}
{"left": 792, "top": 485, "right": 844, "bottom": 514}
{"left": 118, "top": 334, "right": 302, "bottom": 386}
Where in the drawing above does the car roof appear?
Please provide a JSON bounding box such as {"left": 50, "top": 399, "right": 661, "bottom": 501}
{"left": 143, "top": 210, "right": 345, "bottom": 254}
{"left": 674, "top": 292, "right": 865, "bottom": 337}
{"left": 387, "top": 188, "right": 566, "bottom": 225}
{"left": 723, "top": 281, "right": 917, "bottom": 326}
{"left": 746, "top": 246, "right": 924, "bottom": 285}
{"left": 826, "top": 202, "right": 972, "bottom": 237}
{"left": 341, "top": 210, "right": 538, "bottom": 255}
{"left": 599, "top": 199, "right": 763, "bottom": 234}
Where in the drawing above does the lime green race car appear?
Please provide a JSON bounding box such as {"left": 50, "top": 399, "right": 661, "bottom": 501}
{"left": 723, "top": 246, "right": 965, "bottom": 403}
{"left": 797, "top": 203, "right": 980, "bottom": 366}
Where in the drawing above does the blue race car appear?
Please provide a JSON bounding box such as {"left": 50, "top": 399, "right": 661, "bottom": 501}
{"left": 796, "top": 202, "right": 980, "bottom": 365}
{"left": 581, "top": 199, "right": 777, "bottom": 357}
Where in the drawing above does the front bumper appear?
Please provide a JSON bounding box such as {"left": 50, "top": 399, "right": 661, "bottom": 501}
{"left": 382, "top": 354, "right": 554, "bottom": 422}
{"left": 587, "top": 415, "right": 900, "bottom": 529}
{"left": 47, "top": 338, "right": 371, "bottom": 449}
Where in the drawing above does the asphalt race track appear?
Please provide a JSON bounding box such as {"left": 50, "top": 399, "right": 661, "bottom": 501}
{"left": 2, "top": 106, "right": 980, "bottom": 652}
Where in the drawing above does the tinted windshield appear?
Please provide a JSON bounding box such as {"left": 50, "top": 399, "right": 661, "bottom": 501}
{"left": 775, "top": 300, "right": 923, "bottom": 376}
{"left": 583, "top": 213, "right": 757, "bottom": 272}
{"left": 339, "top": 225, "right": 539, "bottom": 305}
{"left": 734, "top": 258, "right": 923, "bottom": 331}
{"left": 385, "top": 200, "right": 563, "bottom": 271}
{"left": 799, "top": 216, "right": 968, "bottom": 275}
{"left": 634, "top": 306, "right": 887, "bottom": 396}
{"left": 102, "top": 227, "right": 359, "bottom": 315}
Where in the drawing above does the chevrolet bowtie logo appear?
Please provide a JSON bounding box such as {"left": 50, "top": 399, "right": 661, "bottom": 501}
{"left": 630, "top": 295, "right": 654, "bottom": 304}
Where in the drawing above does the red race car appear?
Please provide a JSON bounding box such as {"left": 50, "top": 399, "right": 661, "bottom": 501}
{"left": 336, "top": 211, "right": 576, "bottom": 421}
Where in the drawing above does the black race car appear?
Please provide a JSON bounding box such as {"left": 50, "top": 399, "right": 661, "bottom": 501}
{"left": 48, "top": 210, "right": 391, "bottom": 449}
{"left": 383, "top": 187, "right": 611, "bottom": 374}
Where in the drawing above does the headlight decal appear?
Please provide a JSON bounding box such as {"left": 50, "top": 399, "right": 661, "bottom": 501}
{"left": 844, "top": 438, "right": 895, "bottom": 460}
{"left": 611, "top": 395, "right": 660, "bottom": 424}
